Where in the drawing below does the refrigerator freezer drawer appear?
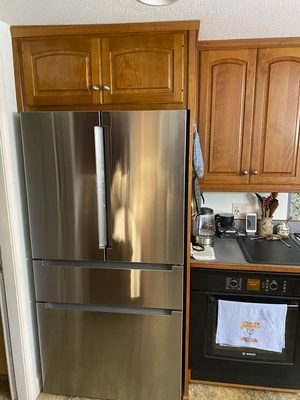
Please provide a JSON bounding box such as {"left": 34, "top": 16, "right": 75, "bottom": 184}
{"left": 37, "top": 303, "right": 182, "bottom": 400}
{"left": 33, "top": 261, "right": 183, "bottom": 310}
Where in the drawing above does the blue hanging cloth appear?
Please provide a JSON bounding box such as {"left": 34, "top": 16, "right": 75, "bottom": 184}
{"left": 192, "top": 123, "right": 204, "bottom": 214}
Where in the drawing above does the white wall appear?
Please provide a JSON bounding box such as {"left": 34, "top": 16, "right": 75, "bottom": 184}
{"left": 202, "top": 192, "right": 289, "bottom": 221}
{"left": 0, "top": 20, "right": 41, "bottom": 400}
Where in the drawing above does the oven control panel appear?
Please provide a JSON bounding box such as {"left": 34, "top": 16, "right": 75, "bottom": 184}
{"left": 226, "top": 277, "right": 242, "bottom": 291}
{"left": 262, "top": 279, "right": 287, "bottom": 293}
{"left": 191, "top": 269, "right": 299, "bottom": 297}
{"left": 224, "top": 276, "right": 288, "bottom": 294}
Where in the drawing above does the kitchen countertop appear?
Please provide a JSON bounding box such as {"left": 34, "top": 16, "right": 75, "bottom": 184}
{"left": 200, "top": 237, "right": 246, "bottom": 263}
{"left": 191, "top": 236, "right": 300, "bottom": 273}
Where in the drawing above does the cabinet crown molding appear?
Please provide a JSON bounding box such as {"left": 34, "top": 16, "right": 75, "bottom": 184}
{"left": 11, "top": 20, "right": 200, "bottom": 38}
{"left": 197, "top": 36, "right": 300, "bottom": 50}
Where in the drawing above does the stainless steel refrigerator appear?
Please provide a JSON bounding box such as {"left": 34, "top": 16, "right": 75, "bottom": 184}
{"left": 20, "top": 110, "right": 187, "bottom": 400}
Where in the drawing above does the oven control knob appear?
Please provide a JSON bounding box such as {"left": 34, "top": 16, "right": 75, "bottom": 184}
{"left": 269, "top": 280, "right": 278, "bottom": 291}
{"left": 229, "top": 279, "right": 238, "bottom": 289}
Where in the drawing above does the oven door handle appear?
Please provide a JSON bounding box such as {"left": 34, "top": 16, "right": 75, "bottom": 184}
{"left": 287, "top": 303, "right": 299, "bottom": 309}
{"left": 208, "top": 296, "right": 299, "bottom": 309}
{"left": 208, "top": 296, "right": 218, "bottom": 303}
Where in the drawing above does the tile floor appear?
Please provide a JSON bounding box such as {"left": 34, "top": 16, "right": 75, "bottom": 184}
{"left": 189, "top": 383, "right": 300, "bottom": 400}
{"left": 1, "top": 381, "right": 300, "bottom": 399}
{"left": 37, "top": 385, "right": 300, "bottom": 400}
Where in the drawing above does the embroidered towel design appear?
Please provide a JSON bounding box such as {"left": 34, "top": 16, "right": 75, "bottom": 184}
{"left": 216, "top": 300, "right": 287, "bottom": 353}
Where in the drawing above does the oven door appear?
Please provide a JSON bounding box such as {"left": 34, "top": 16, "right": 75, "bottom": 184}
{"left": 205, "top": 294, "right": 298, "bottom": 363}
{"left": 189, "top": 292, "right": 300, "bottom": 389}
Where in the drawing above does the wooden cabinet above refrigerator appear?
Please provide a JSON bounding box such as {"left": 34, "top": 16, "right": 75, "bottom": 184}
{"left": 11, "top": 21, "right": 199, "bottom": 111}
{"left": 197, "top": 43, "right": 300, "bottom": 192}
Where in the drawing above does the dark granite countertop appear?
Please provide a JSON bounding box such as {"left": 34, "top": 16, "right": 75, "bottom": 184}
{"left": 191, "top": 236, "right": 300, "bottom": 273}
{"left": 206, "top": 237, "right": 246, "bottom": 264}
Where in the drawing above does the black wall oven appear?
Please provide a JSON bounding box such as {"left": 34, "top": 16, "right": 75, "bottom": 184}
{"left": 189, "top": 269, "right": 300, "bottom": 389}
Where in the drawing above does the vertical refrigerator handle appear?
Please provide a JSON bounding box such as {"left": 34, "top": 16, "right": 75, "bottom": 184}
{"left": 94, "top": 126, "right": 107, "bottom": 248}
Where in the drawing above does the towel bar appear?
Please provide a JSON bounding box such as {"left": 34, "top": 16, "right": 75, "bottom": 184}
{"left": 208, "top": 296, "right": 298, "bottom": 309}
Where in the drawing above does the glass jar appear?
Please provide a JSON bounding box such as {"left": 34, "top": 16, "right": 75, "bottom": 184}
{"left": 198, "top": 207, "right": 215, "bottom": 233}
{"left": 277, "top": 222, "right": 289, "bottom": 237}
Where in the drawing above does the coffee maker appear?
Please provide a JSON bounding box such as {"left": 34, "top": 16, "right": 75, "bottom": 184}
{"left": 215, "top": 213, "right": 238, "bottom": 238}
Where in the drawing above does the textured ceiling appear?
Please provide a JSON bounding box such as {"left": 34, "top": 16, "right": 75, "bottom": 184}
{"left": 0, "top": 0, "right": 300, "bottom": 40}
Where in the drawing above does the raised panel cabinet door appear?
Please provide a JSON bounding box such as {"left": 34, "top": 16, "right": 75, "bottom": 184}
{"left": 251, "top": 47, "right": 300, "bottom": 185}
{"left": 199, "top": 49, "right": 257, "bottom": 186}
{"left": 20, "top": 37, "right": 100, "bottom": 107}
{"left": 100, "top": 32, "right": 185, "bottom": 105}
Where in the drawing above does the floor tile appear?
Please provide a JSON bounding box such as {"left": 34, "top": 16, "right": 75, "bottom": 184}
{"left": 189, "top": 383, "right": 300, "bottom": 400}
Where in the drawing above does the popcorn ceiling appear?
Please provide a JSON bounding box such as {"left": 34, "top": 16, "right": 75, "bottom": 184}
{"left": 0, "top": 0, "right": 300, "bottom": 40}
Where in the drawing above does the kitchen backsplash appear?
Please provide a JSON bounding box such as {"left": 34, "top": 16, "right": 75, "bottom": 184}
{"left": 290, "top": 193, "right": 300, "bottom": 221}
{"left": 202, "top": 192, "right": 292, "bottom": 221}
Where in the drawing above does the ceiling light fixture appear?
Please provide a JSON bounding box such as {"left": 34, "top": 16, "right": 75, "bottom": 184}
{"left": 137, "top": 0, "right": 178, "bottom": 6}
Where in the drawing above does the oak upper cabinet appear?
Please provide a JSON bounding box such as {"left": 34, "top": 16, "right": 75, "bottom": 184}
{"left": 20, "top": 37, "right": 100, "bottom": 107}
{"left": 12, "top": 22, "right": 197, "bottom": 111}
{"left": 250, "top": 47, "right": 300, "bottom": 186}
{"left": 198, "top": 49, "right": 257, "bottom": 186}
{"left": 100, "top": 32, "right": 185, "bottom": 105}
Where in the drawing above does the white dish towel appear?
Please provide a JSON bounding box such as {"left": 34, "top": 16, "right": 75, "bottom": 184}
{"left": 216, "top": 300, "right": 287, "bottom": 353}
{"left": 190, "top": 243, "right": 216, "bottom": 260}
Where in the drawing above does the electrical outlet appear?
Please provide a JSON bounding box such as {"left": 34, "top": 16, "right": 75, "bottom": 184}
{"left": 232, "top": 203, "right": 248, "bottom": 219}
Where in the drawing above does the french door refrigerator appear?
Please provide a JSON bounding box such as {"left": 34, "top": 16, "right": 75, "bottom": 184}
{"left": 20, "top": 110, "right": 187, "bottom": 400}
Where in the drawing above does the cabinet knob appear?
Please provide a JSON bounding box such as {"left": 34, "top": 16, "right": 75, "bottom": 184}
{"left": 102, "top": 85, "right": 111, "bottom": 91}
{"left": 240, "top": 170, "right": 248, "bottom": 175}
{"left": 91, "top": 85, "right": 100, "bottom": 91}
{"left": 251, "top": 170, "right": 258, "bottom": 175}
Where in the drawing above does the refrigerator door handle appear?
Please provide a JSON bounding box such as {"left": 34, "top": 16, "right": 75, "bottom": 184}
{"left": 44, "top": 302, "right": 174, "bottom": 316}
{"left": 102, "top": 124, "right": 112, "bottom": 248}
{"left": 94, "top": 126, "right": 107, "bottom": 248}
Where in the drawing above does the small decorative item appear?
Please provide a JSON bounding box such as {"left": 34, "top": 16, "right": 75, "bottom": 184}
{"left": 277, "top": 217, "right": 291, "bottom": 237}
{"left": 258, "top": 217, "right": 274, "bottom": 236}
{"left": 277, "top": 223, "right": 289, "bottom": 237}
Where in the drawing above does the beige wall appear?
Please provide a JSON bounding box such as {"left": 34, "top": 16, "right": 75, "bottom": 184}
{"left": 0, "top": 19, "right": 41, "bottom": 399}
{"left": 202, "top": 192, "right": 289, "bottom": 220}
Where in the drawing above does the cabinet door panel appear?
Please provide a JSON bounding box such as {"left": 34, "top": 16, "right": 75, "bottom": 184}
{"left": 21, "top": 37, "right": 100, "bottom": 107}
{"left": 101, "top": 33, "right": 185, "bottom": 105}
{"left": 199, "top": 49, "right": 257, "bottom": 185}
{"left": 114, "top": 50, "right": 170, "bottom": 90}
{"left": 251, "top": 48, "right": 300, "bottom": 185}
